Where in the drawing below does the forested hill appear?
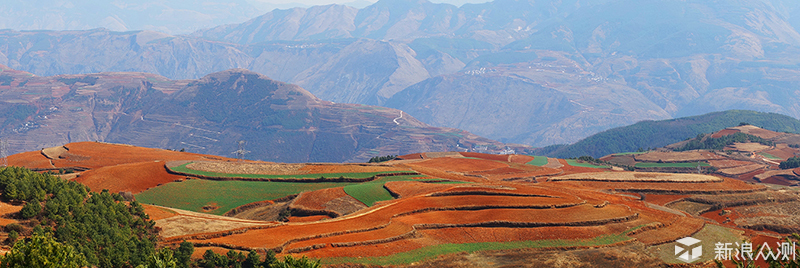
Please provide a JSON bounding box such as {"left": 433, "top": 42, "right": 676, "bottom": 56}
{"left": 536, "top": 110, "right": 800, "bottom": 158}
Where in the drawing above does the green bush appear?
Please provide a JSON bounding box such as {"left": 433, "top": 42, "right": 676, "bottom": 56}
{"left": 0, "top": 234, "right": 87, "bottom": 268}
{"left": 780, "top": 157, "right": 800, "bottom": 169}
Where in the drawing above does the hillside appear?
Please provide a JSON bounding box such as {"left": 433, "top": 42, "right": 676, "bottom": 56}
{"left": 537, "top": 110, "right": 800, "bottom": 158}
{"left": 0, "top": 67, "right": 524, "bottom": 162}
{"left": 6, "top": 144, "right": 795, "bottom": 267}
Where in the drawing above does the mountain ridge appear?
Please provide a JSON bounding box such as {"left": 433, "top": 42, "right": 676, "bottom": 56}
{"left": 0, "top": 67, "right": 528, "bottom": 162}
{"left": 537, "top": 110, "right": 800, "bottom": 159}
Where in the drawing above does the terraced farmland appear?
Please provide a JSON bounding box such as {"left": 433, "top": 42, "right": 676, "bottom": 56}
{"left": 8, "top": 142, "right": 797, "bottom": 267}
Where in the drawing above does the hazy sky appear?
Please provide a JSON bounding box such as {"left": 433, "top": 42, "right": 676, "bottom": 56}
{"left": 247, "top": 0, "right": 491, "bottom": 8}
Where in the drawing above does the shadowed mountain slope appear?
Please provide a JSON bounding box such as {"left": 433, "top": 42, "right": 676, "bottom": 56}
{"left": 0, "top": 67, "right": 525, "bottom": 162}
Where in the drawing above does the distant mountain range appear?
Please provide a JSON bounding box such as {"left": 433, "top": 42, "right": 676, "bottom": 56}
{"left": 0, "top": 65, "right": 524, "bottom": 162}
{"left": 2, "top": 0, "right": 800, "bottom": 147}
{"left": 538, "top": 110, "right": 800, "bottom": 158}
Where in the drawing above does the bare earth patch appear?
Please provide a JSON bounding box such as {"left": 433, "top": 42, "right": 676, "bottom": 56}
{"left": 724, "top": 143, "right": 771, "bottom": 152}
{"left": 41, "top": 146, "right": 68, "bottom": 159}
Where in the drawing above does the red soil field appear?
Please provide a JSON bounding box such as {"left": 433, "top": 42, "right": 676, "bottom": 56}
{"left": 301, "top": 236, "right": 437, "bottom": 258}
{"left": 0, "top": 203, "right": 23, "bottom": 226}
{"left": 51, "top": 142, "right": 234, "bottom": 169}
{"left": 395, "top": 164, "right": 483, "bottom": 182}
{"left": 643, "top": 194, "right": 689, "bottom": 206}
{"left": 459, "top": 152, "right": 510, "bottom": 162}
{"left": 738, "top": 169, "right": 766, "bottom": 182}
{"left": 432, "top": 183, "right": 572, "bottom": 197}
{"left": 393, "top": 204, "right": 634, "bottom": 226}
{"left": 700, "top": 209, "right": 741, "bottom": 228}
{"left": 711, "top": 129, "right": 740, "bottom": 138}
{"left": 384, "top": 181, "right": 456, "bottom": 198}
{"left": 396, "top": 153, "right": 424, "bottom": 160}
{"left": 288, "top": 215, "right": 331, "bottom": 223}
{"left": 470, "top": 167, "right": 526, "bottom": 175}
{"left": 630, "top": 216, "right": 705, "bottom": 245}
{"left": 406, "top": 157, "right": 509, "bottom": 173}
{"left": 287, "top": 221, "right": 413, "bottom": 251}
{"left": 709, "top": 159, "right": 755, "bottom": 169}
{"left": 190, "top": 247, "right": 236, "bottom": 259}
{"left": 557, "top": 159, "right": 610, "bottom": 174}
{"left": 795, "top": 168, "right": 800, "bottom": 177}
{"left": 292, "top": 187, "right": 349, "bottom": 211}
{"left": 421, "top": 225, "right": 628, "bottom": 245}
{"left": 508, "top": 154, "right": 535, "bottom": 164}
{"left": 760, "top": 176, "right": 796, "bottom": 186}
{"left": 7, "top": 151, "right": 54, "bottom": 169}
{"left": 185, "top": 191, "right": 585, "bottom": 250}
{"left": 76, "top": 161, "right": 185, "bottom": 194}
{"left": 298, "top": 164, "right": 405, "bottom": 174}
{"left": 142, "top": 205, "right": 178, "bottom": 221}
{"left": 545, "top": 177, "right": 763, "bottom": 194}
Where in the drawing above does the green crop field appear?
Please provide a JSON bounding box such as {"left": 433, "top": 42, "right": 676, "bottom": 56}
{"left": 324, "top": 231, "right": 633, "bottom": 265}
{"left": 136, "top": 175, "right": 429, "bottom": 215}
{"left": 345, "top": 175, "right": 461, "bottom": 206}
{"left": 758, "top": 152, "right": 782, "bottom": 160}
{"left": 565, "top": 159, "right": 610, "bottom": 168}
{"left": 344, "top": 182, "right": 394, "bottom": 206}
{"left": 634, "top": 162, "right": 711, "bottom": 168}
{"left": 170, "top": 163, "right": 412, "bottom": 180}
{"left": 526, "top": 156, "right": 549, "bottom": 166}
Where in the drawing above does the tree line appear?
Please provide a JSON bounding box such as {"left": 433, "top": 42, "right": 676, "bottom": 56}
{"left": 0, "top": 167, "right": 320, "bottom": 268}
{"left": 676, "top": 132, "right": 774, "bottom": 151}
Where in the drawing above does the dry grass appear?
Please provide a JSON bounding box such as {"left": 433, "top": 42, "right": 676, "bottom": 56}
{"left": 732, "top": 125, "right": 783, "bottom": 139}
{"left": 724, "top": 143, "right": 771, "bottom": 152}
{"left": 41, "top": 146, "right": 67, "bottom": 159}
{"left": 708, "top": 159, "right": 754, "bottom": 168}
{"left": 634, "top": 151, "right": 723, "bottom": 162}
{"left": 187, "top": 162, "right": 306, "bottom": 175}
{"left": 423, "top": 152, "right": 463, "bottom": 159}
{"left": 666, "top": 201, "right": 714, "bottom": 215}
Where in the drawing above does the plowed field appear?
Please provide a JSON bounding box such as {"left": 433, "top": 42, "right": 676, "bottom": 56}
{"left": 292, "top": 187, "right": 351, "bottom": 212}
{"left": 711, "top": 128, "right": 740, "bottom": 138}
{"left": 11, "top": 144, "right": 792, "bottom": 264}
{"left": 544, "top": 178, "right": 763, "bottom": 194}
{"left": 76, "top": 161, "right": 185, "bottom": 193}
{"left": 404, "top": 157, "right": 508, "bottom": 173}
{"left": 7, "top": 151, "right": 54, "bottom": 169}
{"left": 708, "top": 159, "right": 754, "bottom": 168}
{"left": 459, "top": 152, "right": 509, "bottom": 162}
{"left": 51, "top": 142, "right": 231, "bottom": 169}
{"left": 384, "top": 181, "right": 458, "bottom": 198}
{"left": 718, "top": 164, "right": 765, "bottom": 176}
